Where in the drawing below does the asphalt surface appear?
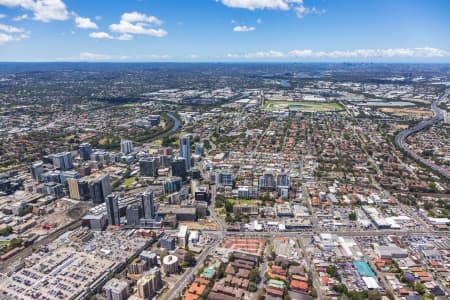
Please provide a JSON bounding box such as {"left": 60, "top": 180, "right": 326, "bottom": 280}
{"left": 394, "top": 89, "right": 450, "bottom": 180}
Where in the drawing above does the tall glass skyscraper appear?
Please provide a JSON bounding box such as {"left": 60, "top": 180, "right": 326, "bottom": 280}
{"left": 179, "top": 135, "right": 191, "bottom": 171}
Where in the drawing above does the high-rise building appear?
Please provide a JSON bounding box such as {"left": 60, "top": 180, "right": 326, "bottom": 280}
{"left": 179, "top": 135, "right": 191, "bottom": 171}
{"left": 88, "top": 174, "right": 111, "bottom": 204}
{"left": 52, "top": 152, "right": 73, "bottom": 171}
{"left": 67, "top": 178, "right": 80, "bottom": 200}
{"left": 171, "top": 157, "right": 187, "bottom": 180}
{"left": 137, "top": 269, "right": 163, "bottom": 299}
{"left": 163, "top": 177, "right": 182, "bottom": 194}
{"left": 139, "top": 157, "right": 157, "bottom": 177}
{"left": 120, "top": 138, "right": 133, "bottom": 155}
{"left": 142, "top": 190, "right": 155, "bottom": 219}
{"left": 215, "top": 170, "right": 233, "bottom": 187}
{"left": 102, "top": 278, "right": 129, "bottom": 300}
{"left": 126, "top": 204, "right": 142, "bottom": 226}
{"left": 259, "top": 171, "right": 276, "bottom": 191}
{"left": 43, "top": 182, "right": 64, "bottom": 198}
{"left": 30, "top": 161, "right": 44, "bottom": 182}
{"left": 195, "top": 142, "right": 204, "bottom": 156}
{"left": 277, "top": 173, "right": 290, "bottom": 187}
{"left": 160, "top": 236, "right": 176, "bottom": 251}
{"left": 79, "top": 143, "right": 92, "bottom": 161}
{"left": 105, "top": 193, "right": 120, "bottom": 226}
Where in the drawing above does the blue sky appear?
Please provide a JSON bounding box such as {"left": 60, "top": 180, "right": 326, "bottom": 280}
{"left": 0, "top": 0, "right": 449, "bottom": 62}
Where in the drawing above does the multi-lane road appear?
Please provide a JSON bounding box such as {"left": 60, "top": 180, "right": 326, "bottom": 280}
{"left": 394, "top": 89, "right": 450, "bottom": 180}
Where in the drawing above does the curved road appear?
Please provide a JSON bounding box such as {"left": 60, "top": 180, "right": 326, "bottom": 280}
{"left": 394, "top": 90, "right": 450, "bottom": 180}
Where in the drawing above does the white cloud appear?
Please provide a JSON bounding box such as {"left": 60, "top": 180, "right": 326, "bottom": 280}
{"left": 226, "top": 48, "right": 450, "bottom": 60}
{"left": 227, "top": 50, "right": 283, "bottom": 58}
{"left": 89, "top": 31, "right": 133, "bottom": 41}
{"left": 109, "top": 11, "right": 167, "bottom": 37}
{"left": 233, "top": 25, "right": 255, "bottom": 32}
{"left": 95, "top": 15, "right": 102, "bottom": 21}
{"left": 287, "top": 47, "right": 450, "bottom": 58}
{"left": 0, "top": 0, "right": 69, "bottom": 22}
{"left": 12, "top": 13, "right": 28, "bottom": 21}
{"left": 79, "top": 52, "right": 129, "bottom": 61}
{"left": 256, "top": 18, "right": 262, "bottom": 23}
{"left": 219, "top": 0, "right": 324, "bottom": 18}
{"left": 121, "top": 11, "right": 162, "bottom": 26}
{"left": 0, "top": 13, "right": 6, "bottom": 19}
{"left": 220, "top": 0, "right": 293, "bottom": 10}
{"left": 75, "top": 16, "right": 97, "bottom": 29}
{"left": 0, "top": 23, "right": 29, "bottom": 44}
{"left": 0, "top": 22, "right": 24, "bottom": 32}
{"left": 89, "top": 31, "right": 113, "bottom": 39}
{"left": 295, "top": 3, "right": 325, "bottom": 18}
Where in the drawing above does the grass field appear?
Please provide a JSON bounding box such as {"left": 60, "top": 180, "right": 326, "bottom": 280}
{"left": 263, "top": 100, "right": 344, "bottom": 112}
{"left": 227, "top": 198, "right": 261, "bottom": 205}
{"left": 123, "top": 176, "right": 136, "bottom": 188}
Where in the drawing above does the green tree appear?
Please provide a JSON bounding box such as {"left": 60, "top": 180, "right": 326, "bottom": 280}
{"left": 184, "top": 251, "right": 197, "bottom": 267}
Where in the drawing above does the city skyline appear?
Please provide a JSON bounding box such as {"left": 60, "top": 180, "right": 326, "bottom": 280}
{"left": 0, "top": 0, "right": 449, "bottom": 62}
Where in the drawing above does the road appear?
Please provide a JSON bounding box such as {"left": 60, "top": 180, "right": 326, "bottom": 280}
{"left": 298, "top": 237, "right": 324, "bottom": 300}
{"left": 163, "top": 239, "right": 220, "bottom": 300}
{"left": 394, "top": 89, "right": 450, "bottom": 180}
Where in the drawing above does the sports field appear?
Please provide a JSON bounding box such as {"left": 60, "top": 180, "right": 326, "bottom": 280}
{"left": 263, "top": 100, "right": 344, "bottom": 112}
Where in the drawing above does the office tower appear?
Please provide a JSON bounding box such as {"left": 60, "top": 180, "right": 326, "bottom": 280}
{"left": 139, "top": 157, "right": 157, "bottom": 177}
{"left": 88, "top": 174, "right": 111, "bottom": 204}
{"left": 179, "top": 135, "right": 191, "bottom": 171}
{"left": 142, "top": 190, "right": 155, "bottom": 219}
{"left": 159, "top": 155, "right": 170, "bottom": 168}
{"left": 79, "top": 143, "right": 92, "bottom": 161}
{"left": 277, "top": 173, "right": 290, "bottom": 187}
{"left": 126, "top": 204, "right": 142, "bottom": 226}
{"left": 163, "top": 177, "right": 182, "bottom": 194}
{"left": 259, "top": 171, "right": 276, "bottom": 191}
{"left": 120, "top": 138, "right": 133, "bottom": 155}
{"left": 160, "top": 236, "right": 176, "bottom": 251}
{"left": 140, "top": 251, "right": 158, "bottom": 267}
{"left": 43, "top": 182, "right": 64, "bottom": 198}
{"left": 103, "top": 278, "right": 129, "bottom": 300}
{"left": 52, "top": 152, "right": 73, "bottom": 171}
{"left": 195, "top": 142, "right": 204, "bottom": 156}
{"left": 137, "top": 269, "right": 163, "bottom": 299}
{"left": 105, "top": 193, "right": 120, "bottom": 226}
{"left": 67, "top": 178, "right": 80, "bottom": 200}
{"left": 78, "top": 179, "right": 90, "bottom": 201}
{"left": 30, "top": 161, "right": 44, "bottom": 182}
{"left": 215, "top": 170, "right": 233, "bottom": 187}
{"left": 171, "top": 157, "right": 187, "bottom": 180}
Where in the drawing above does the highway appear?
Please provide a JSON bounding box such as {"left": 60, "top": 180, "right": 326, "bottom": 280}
{"left": 394, "top": 89, "right": 450, "bottom": 180}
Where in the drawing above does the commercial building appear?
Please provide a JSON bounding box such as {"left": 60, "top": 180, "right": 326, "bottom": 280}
{"left": 177, "top": 225, "right": 189, "bottom": 249}
{"left": 106, "top": 193, "right": 120, "bottom": 226}
{"left": 103, "top": 278, "right": 129, "bottom": 300}
{"left": 29, "top": 161, "right": 44, "bottom": 181}
{"left": 171, "top": 157, "right": 187, "bottom": 180}
{"left": 140, "top": 157, "right": 157, "bottom": 177}
{"left": 179, "top": 134, "right": 192, "bottom": 171}
{"left": 160, "top": 236, "right": 176, "bottom": 251}
{"left": 163, "top": 177, "right": 182, "bottom": 194}
{"left": 162, "top": 255, "right": 179, "bottom": 274}
{"left": 142, "top": 190, "right": 155, "bottom": 219}
{"left": 79, "top": 143, "right": 92, "bottom": 161}
{"left": 120, "top": 138, "right": 133, "bottom": 155}
{"left": 88, "top": 174, "right": 111, "bottom": 204}
{"left": 126, "top": 204, "right": 142, "bottom": 226}
{"left": 137, "top": 269, "right": 163, "bottom": 299}
{"left": 52, "top": 152, "right": 73, "bottom": 171}
{"left": 215, "top": 170, "right": 233, "bottom": 187}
